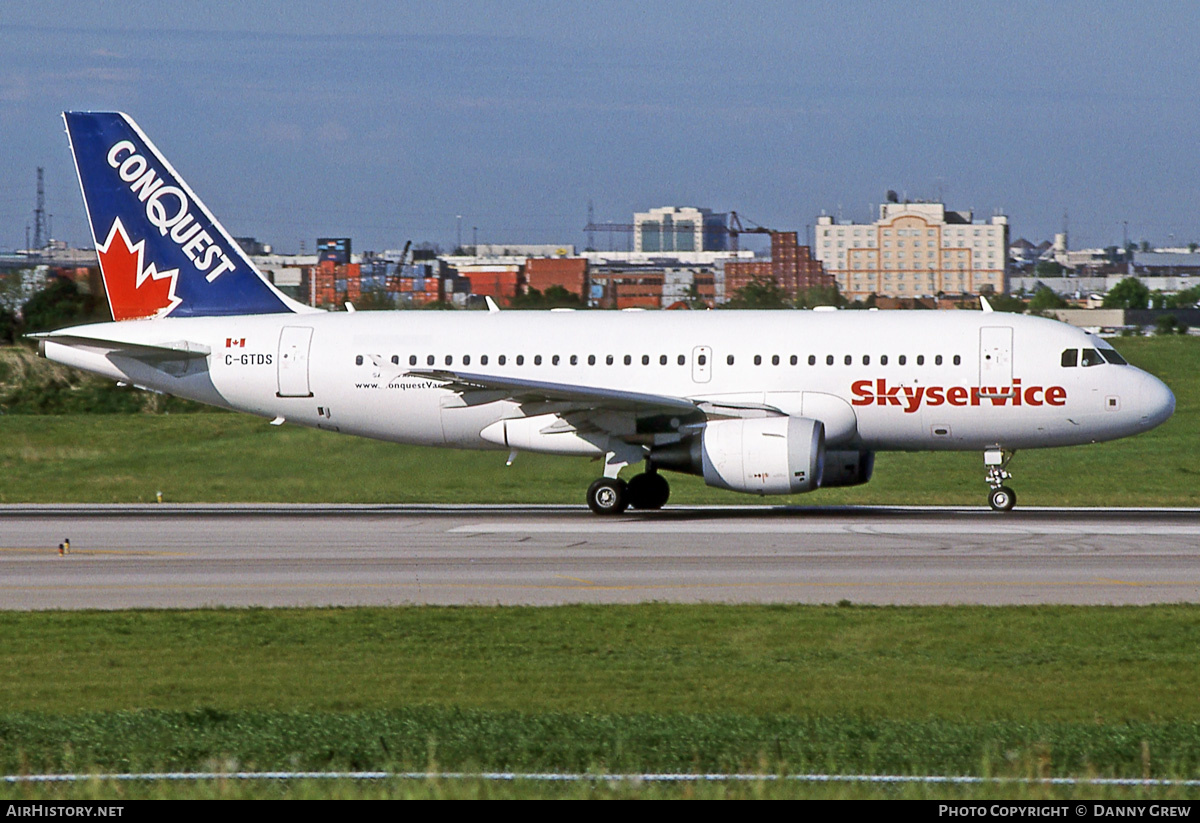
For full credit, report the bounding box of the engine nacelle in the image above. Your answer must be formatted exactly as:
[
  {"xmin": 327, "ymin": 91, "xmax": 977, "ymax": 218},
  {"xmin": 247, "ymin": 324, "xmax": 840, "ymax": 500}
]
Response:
[
  {"xmin": 698, "ymin": 416, "xmax": 825, "ymax": 495},
  {"xmin": 820, "ymin": 450, "xmax": 875, "ymax": 488}
]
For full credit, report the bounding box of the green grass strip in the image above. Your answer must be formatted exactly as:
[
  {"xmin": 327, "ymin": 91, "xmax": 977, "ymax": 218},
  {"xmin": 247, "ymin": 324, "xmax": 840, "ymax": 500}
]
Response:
[
  {"xmin": 2, "ymin": 709, "xmax": 1200, "ymax": 779},
  {"xmin": 5, "ymin": 605, "xmax": 1199, "ymax": 720},
  {"xmin": 4, "ymin": 604, "xmax": 1200, "ymax": 786}
]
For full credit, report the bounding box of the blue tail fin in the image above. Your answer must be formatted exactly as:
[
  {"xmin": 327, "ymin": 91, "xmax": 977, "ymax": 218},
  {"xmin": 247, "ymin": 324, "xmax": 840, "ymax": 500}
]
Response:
[{"xmin": 63, "ymin": 112, "xmax": 302, "ymax": 321}]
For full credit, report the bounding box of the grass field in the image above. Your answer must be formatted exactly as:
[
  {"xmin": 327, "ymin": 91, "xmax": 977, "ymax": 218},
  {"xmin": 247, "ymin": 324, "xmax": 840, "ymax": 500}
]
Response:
[
  {"xmin": 3, "ymin": 605, "xmax": 1200, "ymax": 792},
  {"xmin": 0, "ymin": 335, "xmax": 1196, "ymax": 505},
  {"xmin": 10, "ymin": 776, "xmax": 1199, "ymax": 801}
]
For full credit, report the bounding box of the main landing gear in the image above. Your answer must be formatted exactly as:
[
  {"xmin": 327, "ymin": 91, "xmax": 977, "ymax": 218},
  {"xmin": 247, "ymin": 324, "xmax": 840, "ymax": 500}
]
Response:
[
  {"xmin": 586, "ymin": 466, "xmax": 670, "ymax": 515},
  {"xmin": 984, "ymin": 449, "xmax": 1016, "ymax": 511}
]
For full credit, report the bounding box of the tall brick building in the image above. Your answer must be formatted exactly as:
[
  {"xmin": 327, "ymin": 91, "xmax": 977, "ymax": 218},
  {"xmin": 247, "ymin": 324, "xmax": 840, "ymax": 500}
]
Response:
[{"xmin": 724, "ymin": 232, "xmax": 834, "ymax": 300}]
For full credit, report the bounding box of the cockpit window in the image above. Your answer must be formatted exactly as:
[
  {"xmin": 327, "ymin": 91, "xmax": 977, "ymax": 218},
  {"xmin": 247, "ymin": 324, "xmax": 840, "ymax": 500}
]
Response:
[
  {"xmin": 1081, "ymin": 348, "xmax": 1106, "ymax": 367},
  {"xmin": 1061, "ymin": 349, "xmax": 1078, "ymax": 367},
  {"xmin": 1100, "ymin": 347, "xmax": 1128, "ymax": 365}
]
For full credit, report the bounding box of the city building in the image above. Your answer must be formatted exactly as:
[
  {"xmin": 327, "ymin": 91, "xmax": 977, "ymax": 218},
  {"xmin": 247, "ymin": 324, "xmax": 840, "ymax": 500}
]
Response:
[
  {"xmin": 525, "ymin": 257, "xmax": 588, "ymax": 297},
  {"xmin": 723, "ymin": 231, "xmax": 833, "ymax": 300},
  {"xmin": 634, "ymin": 207, "xmax": 729, "ymax": 253},
  {"xmin": 815, "ymin": 202, "xmax": 1009, "ymax": 299},
  {"xmin": 661, "ymin": 267, "xmax": 719, "ymax": 309}
]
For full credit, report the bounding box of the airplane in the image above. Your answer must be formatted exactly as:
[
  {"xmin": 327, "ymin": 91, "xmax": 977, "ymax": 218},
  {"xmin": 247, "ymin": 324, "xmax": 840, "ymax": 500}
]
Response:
[{"xmin": 35, "ymin": 112, "xmax": 1176, "ymax": 514}]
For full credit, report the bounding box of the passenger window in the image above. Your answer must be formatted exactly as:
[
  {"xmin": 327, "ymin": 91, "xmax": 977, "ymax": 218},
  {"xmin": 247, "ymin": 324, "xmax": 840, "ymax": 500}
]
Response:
[
  {"xmin": 698, "ymin": 354, "xmax": 707, "ymax": 366},
  {"xmin": 808, "ymin": 355, "xmax": 816, "ymax": 366},
  {"xmin": 935, "ymin": 355, "xmax": 943, "ymax": 366},
  {"xmin": 772, "ymin": 355, "xmax": 780, "ymax": 366},
  {"xmin": 1081, "ymin": 348, "xmax": 1105, "ymax": 367},
  {"xmin": 498, "ymin": 355, "xmax": 507, "ymax": 365},
  {"xmin": 588, "ymin": 355, "xmax": 596, "ymax": 366},
  {"xmin": 660, "ymin": 355, "xmax": 668, "ymax": 365},
  {"xmin": 899, "ymin": 355, "xmax": 907, "ymax": 366},
  {"xmin": 624, "ymin": 355, "xmax": 632, "ymax": 365},
  {"xmin": 463, "ymin": 355, "xmax": 471, "ymax": 366},
  {"xmin": 917, "ymin": 355, "xmax": 925, "ymax": 366},
  {"xmin": 881, "ymin": 355, "xmax": 889, "ymax": 366},
  {"xmin": 409, "ymin": 355, "xmax": 417, "ymax": 366},
  {"xmin": 826, "ymin": 355, "xmax": 834, "ymax": 365},
  {"xmin": 677, "ymin": 355, "xmax": 685, "ymax": 365},
  {"xmin": 1061, "ymin": 349, "xmax": 1078, "ymax": 368},
  {"xmin": 642, "ymin": 355, "xmax": 650, "ymax": 366},
  {"xmin": 355, "ymin": 355, "xmax": 363, "ymax": 366},
  {"xmin": 481, "ymin": 355, "xmax": 489, "ymax": 366},
  {"xmin": 606, "ymin": 355, "xmax": 614, "ymax": 365},
  {"xmin": 790, "ymin": 355, "xmax": 798, "ymax": 366},
  {"xmin": 863, "ymin": 355, "xmax": 870, "ymax": 366},
  {"xmin": 844, "ymin": 355, "xmax": 852, "ymax": 366},
  {"xmin": 391, "ymin": 355, "xmax": 399, "ymax": 365},
  {"xmin": 754, "ymin": 355, "xmax": 762, "ymax": 366},
  {"xmin": 953, "ymin": 355, "xmax": 961, "ymax": 366},
  {"xmin": 534, "ymin": 355, "xmax": 542, "ymax": 366},
  {"xmin": 552, "ymin": 355, "xmax": 560, "ymax": 366},
  {"xmin": 727, "ymin": 354, "xmax": 735, "ymax": 366},
  {"xmin": 445, "ymin": 355, "xmax": 453, "ymax": 366},
  {"xmin": 570, "ymin": 355, "xmax": 577, "ymax": 365},
  {"xmin": 426, "ymin": 355, "xmax": 435, "ymax": 366},
  {"xmin": 516, "ymin": 355, "xmax": 525, "ymax": 366}
]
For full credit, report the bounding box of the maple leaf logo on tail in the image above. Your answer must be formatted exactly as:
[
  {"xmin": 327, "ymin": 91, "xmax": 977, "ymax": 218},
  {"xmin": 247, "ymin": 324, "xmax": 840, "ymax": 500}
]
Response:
[{"xmin": 96, "ymin": 218, "xmax": 182, "ymax": 321}]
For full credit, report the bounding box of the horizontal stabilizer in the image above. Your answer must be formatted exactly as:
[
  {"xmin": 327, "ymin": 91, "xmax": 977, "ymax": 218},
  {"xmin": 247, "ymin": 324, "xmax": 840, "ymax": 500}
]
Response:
[{"xmin": 30, "ymin": 330, "xmax": 211, "ymax": 360}]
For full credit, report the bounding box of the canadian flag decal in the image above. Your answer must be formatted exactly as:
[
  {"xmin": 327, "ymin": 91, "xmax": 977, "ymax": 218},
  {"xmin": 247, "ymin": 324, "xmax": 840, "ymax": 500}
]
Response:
[{"xmin": 96, "ymin": 218, "xmax": 182, "ymax": 320}]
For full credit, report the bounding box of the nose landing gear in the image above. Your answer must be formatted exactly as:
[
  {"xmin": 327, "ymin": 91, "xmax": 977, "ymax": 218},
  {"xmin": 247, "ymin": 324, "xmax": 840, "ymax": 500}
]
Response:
[{"xmin": 985, "ymin": 449, "xmax": 1016, "ymax": 511}]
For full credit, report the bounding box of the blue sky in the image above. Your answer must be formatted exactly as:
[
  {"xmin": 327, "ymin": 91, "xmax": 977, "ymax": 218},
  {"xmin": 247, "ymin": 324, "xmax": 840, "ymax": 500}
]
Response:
[{"xmin": 2, "ymin": 1, "xmax": 1199, "ymax": 253}]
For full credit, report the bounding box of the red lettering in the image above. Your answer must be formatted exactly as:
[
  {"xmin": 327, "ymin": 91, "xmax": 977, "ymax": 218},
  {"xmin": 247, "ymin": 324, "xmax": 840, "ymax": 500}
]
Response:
[
  {"xmin": 876, "ymin": 378, "xmax": 902, "ymax": 406},
  {"xmin": 984, "ymin": 388, "xmax": 1012, "ymax": 406},
  {"xmin": 851, "ymin": 379, "xmax": 873, "ymax": 406},
  {"xmin": 847, "ymin": 380, "xmax": 1063, "ymax": 411},
  {"xmin": 903, "ymin": 386, "xmax": 925, "ymax": 414}
]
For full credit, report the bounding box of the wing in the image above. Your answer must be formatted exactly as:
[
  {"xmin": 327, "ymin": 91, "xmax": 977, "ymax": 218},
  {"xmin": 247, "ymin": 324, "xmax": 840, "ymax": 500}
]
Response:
[{"xmin": 406, "ymin": 368, "xmax": 704, "ymax": 417}]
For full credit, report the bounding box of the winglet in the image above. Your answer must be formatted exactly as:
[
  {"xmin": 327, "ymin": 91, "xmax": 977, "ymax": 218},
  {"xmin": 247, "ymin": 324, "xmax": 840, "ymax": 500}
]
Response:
[
  {"xmin": 485, "ymin": 296, "xmax": 500, "ymax": 314},
  {"xmin": 980, "ymin": 295, "xmax": 994, "ymax": 313}
]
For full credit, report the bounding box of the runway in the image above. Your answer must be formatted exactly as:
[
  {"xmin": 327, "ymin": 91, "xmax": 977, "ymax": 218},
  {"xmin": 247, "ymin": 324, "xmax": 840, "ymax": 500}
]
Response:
[{"xmin": 1, "ymin": 505, "xmax": 1198, "ymax": 609}]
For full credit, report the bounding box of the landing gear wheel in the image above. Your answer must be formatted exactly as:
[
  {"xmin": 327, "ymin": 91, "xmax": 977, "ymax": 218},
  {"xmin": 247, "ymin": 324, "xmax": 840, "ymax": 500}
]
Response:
[
  {"xmin": 626, "ymin": 472, "xmax": 670, "ymax": 510},
  {"xmin": 587, "ymin": 478, "xmax": 628, "ymax": 515},
  {"xmin": 989, "ymin": 486, "xmax": 1016, "ymax": 512}
]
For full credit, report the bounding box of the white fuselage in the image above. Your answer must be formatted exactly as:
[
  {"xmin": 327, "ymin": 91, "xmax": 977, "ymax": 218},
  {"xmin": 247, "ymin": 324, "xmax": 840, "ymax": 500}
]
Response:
[{"xmin": 42, "ymin": 309, "xmax": 1174, "ymax": 457}]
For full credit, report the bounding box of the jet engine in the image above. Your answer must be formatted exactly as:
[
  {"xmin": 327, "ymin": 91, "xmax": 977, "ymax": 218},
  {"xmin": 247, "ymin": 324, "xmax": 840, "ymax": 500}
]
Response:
[
  {"xmin": 819, "ymin": 450, "xmax": 875, "ymax": 488},
  {"xmin": 653, "ymin": 416, "xmax": 824, "ymax": 495}
]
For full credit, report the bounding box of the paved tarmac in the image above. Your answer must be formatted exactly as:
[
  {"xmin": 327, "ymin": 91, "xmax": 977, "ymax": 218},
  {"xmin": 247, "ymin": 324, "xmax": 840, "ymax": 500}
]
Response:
[{"xmin": 1, "ymin": 505, "xmax": 1198, "ymax": 609}]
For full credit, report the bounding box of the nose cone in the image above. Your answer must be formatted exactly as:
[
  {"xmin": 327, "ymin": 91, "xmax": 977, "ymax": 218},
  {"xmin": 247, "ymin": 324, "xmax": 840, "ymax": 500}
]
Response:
[{"xmin": 1139, "ymin": 373, "xmax": 1175, "ymax": 431}]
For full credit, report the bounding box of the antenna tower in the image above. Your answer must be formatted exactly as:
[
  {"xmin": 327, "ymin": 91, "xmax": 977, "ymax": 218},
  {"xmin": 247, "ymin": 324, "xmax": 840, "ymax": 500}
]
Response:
[
  {"xmin": 586, "ymin": 200, "xmax": 595, "ymax": 251},
  {"xmin": 33, "ymin": 167, "xmax": 47, "ymax": 250}
]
